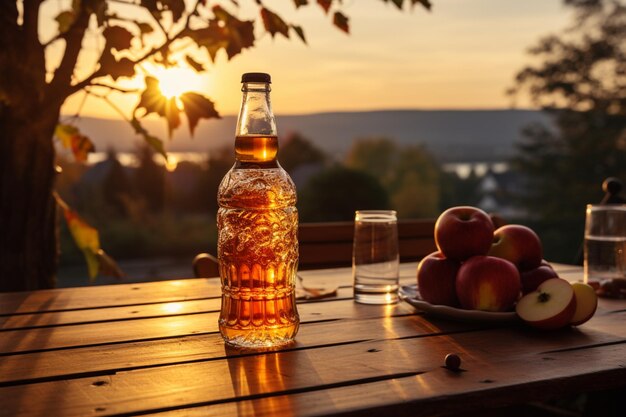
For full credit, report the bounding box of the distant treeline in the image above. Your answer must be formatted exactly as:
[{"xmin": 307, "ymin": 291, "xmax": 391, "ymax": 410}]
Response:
[{"xmin": 56, "ymin": 133, "xmax": 485, "ymax": 265}]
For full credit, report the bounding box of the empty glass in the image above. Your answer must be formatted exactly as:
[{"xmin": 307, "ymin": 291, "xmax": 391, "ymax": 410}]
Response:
[
  {"xmin": 353, "ymin": 210, "xmax": 400, "ymax": 304},
  {"xmin": 584, "ymin": 204, "xmax": 626, "ymax": 283}
]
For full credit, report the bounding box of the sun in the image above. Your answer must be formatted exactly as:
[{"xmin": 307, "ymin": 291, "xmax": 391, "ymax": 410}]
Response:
[{"xmin": 151, "ymin": 66, "xmax": 206, "ymax": 99}]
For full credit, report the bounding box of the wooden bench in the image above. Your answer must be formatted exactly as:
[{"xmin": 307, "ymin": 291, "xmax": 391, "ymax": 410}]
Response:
[
  {"xmin": 298, "ymin": 219, "xmax": 437, "ymax": 270},
  {"xmin": 193, "ymin": 219, "xmax": 438, "ymax": 277}
]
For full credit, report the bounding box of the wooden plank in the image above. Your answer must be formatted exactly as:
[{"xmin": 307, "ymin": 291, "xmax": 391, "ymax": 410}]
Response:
[
  {"xmin": 298, "ymin": 220, "xmax": 437, "ymax": 269},
  {"xmin": 144, "ymin": 343, "xmax": 626, "ymax": 417},
  {"xmin": 0, "ymin": 268, "xmax": 353, "ymax": 317},
  {"xmin": 298, "ymin": 222, "xmax": 354, "ymax": 243},
  {"xmin": 3, "ymin": 280, "xmax": 624, "ymax": 331},
  {"xmin": 0, "ymin": 314, "xmax": 478, "ymax": 386},
  {"xmin": 0, "ymin": 287, "xmax": 356, "ymax": 331},
  {"xmin": 298, "ymin": 219, "xmax": 436, "ymax": 243},
  {"xmin": 7, "ymin": 263, "xmax": 619, "ymax": 333},
  {"xmin": 0, "ymin": 299, "xmax": 418, "ymax": 354},
  {"xmin": 0, "ymin": 262, "xmax": 579, "ymax": 316},
  {"xmin": 0, "ymin": 298, "xmax": 220, "ymax": 331},
  {"xmin": 0, "ymin": 279, "xmax": 222, "ymax": 316},
  {"xmin": 1, "ymin": 321, "xmax": 625, "ymax": 417},
  {"xmin": 2, "ymin": 310, "xmax": 625, "ymax": 387}
]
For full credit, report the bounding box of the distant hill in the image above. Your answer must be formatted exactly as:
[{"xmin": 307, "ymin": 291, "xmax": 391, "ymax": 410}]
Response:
[{"xmin": 74, "ymin": 109, "xmax": 550, "ymax": 163}]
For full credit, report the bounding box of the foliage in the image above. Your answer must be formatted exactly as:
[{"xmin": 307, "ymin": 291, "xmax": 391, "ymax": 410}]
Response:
[
  {"xmin": 195, "ymin": 147, "xmax": 235, "ymax": 216},
  {"xmin": 134, "ymin": 145, "xmax": 167, "ymax": 212},
  {"xmin": 57, "ymin": 194, "xmax": 124, "ymax": 280},
  {"xmin": 11, "ymin": 0, "xmax": 430, "ymax": 160},
  {"xmin": 439, "ymin": 170, "xmax": 482, "ymax": 210},
  {"xmin": 345, "ymin": 138, "xmax": 441, "ymax": 218},
  {"xmin": 59, "ymin": 213, "xmax": 218, "ymax": 267},
  {"xmin": 55, "ymin": 124, "xmax": 95, "ymax": 163},
  {"xmin": 509, "ymin": 0, "xmax": 626, "ymax": 262},
  {"xmin": 298, "ymin": 165, "xmax": 389, "ymax": 221},
  {"xmin": 279, "ymin": 132, "xmax": 327, "ymax": 173},
  {"xmin": 1, "ymin": 0, "xmax": 431, "ymax": 287}
]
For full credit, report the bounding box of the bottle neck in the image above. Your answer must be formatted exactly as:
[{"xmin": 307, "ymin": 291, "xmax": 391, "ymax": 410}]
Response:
[
  {"xmin": 235, "ymin": 82, "xmax": 278, "ymax": 164},
  {"xmin": 236, "ymin": 82, "xmax": 277, "ymax": 137}
]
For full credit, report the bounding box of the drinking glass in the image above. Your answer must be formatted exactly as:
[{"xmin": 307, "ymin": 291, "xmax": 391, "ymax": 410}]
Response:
[
  {"xmin": 353, "ymin": 210, "xmax": 400, "ymax": 304},
  {"xmin": 584, "ymin": 204, "xmax": 626, "ymax": 283}
]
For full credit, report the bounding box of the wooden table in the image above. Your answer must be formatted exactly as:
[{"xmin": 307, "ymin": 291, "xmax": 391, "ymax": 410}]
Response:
[{"xmin": 1, "ymin": 263, "xmax": 625, "ymax": 416}]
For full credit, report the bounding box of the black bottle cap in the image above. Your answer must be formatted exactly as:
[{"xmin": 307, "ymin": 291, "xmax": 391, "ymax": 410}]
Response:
[{"xmin": 241, "ymin": 72, "xmax": 271, "ymax": 84}]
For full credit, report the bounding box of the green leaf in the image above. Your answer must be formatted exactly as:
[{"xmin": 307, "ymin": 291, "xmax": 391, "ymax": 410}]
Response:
[
  {"xmin": 96, "ymin": 249, "xmax": 125, "ymax": 279},
  {"xmin": 143, "ymin": 133, "xmax": 168, "ymax": 159},
  {"xmin": 180, "ymin": 92, "xmax": 221, "ymax": 136},
  {"xmin": 55, "ymin": 124, "xmax": 95, "ymax": 163},
  {"xmin": 165, "ymin": 97, "xmax": 181, "ymax": 136},
  {"xmin": 333, "ymin": 11, "xmax": 349, "ymax": 34},
  {"xmin": 184, "ymin": 26, "xmax": 226, "ymax": 62},
  {"xmin": 130, "ymin": 118, "xmax": 168, "ymax": 160},
  {"xmin": 185, "ymin": 6, "xmax": 255, "ymax": 61},
  {"xmin": 161, "ymin": 0, "xmax": 186, "ymax": 22},
  {"xmin": 136, "ymin": 22, "xmax": 154, "ymax": 47},
  {"xmin": 291, "ymin": 25, "xmax": 307, "ymax": 44},
  {"xmin": 185, "ymin": 55, "xmax": 206, "ymax": 72},
  {"xmin": 260, "ymin": 7, "xmax": 290, "ymax": 39},
  {"xmin": 63, "ymin": 206, "xmax": 101, "ymax": 280},
  {"xmin": 134, "ymin": 77, "xmax": 180, "ymax": 137},
  {"xmin": 317, "ymin": 0, "xmax": 332, "ymax": 14},
  {"xmin": 141, "ymin": 0, "xmax": 162, "ymax": 20},
  {"xmin": 135, "ymin": 76, "xmax": 166, "ymax": 117},
  {"xmin": 55, "ymin": 11, "xmax": 76, "ymax": 34},
  {"xmin": 100, "ymin": 53, "xmax": 136, "ymax": 80},
  {"xmin": 412, "ymin": 0, "xmax": 432, "ymax": 10},
  {"xmin": 103, "ymin": 25, "xmax": 133, "ymax": 50},
  {"xmin": 136, "ymin": 22, "xmax": 155, "ymax": 35},
  {"xmin": 212, "ymin": 5, "xmax": 232, "ymax": 22},
  {"xmin": 85, "ymin": 0, "xmax": 108, "ymax": 27}
]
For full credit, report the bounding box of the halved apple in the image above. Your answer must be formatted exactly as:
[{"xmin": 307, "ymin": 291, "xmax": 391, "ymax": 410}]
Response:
[
  {"xmin": 570, "ymin": 282, "xmax": 598, "ymax": 326},
  {"xmin": 515, "ymin": 278, "xmax": 576, "ymax": 330}
]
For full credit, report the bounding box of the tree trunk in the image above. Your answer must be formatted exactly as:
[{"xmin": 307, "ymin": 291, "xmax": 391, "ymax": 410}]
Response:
[
  {"xmin": 0, "ymin": 0, "xmax": 65, "ymax": 292},
  {"xmin": 0, "ymin": 106, "xmax": 60, "ymax": 291}
]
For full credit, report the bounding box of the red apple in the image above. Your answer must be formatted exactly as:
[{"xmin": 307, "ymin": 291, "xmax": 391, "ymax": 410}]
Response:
[
  {"xmin": 570, "ymin": 282, "xmax": 598, "ymax": 326},
  {"xmin": 516, "ymin": 278, "xmax": 576, "ymax": 330},
  {"xmin": 520, "ymin": 265, "xmax": 559, "ymax": 294},
  {"xmin": 456, "ymin": 256, "xmax": 521, "ymax": 312},
  {"xmin": 417, "ymin": 251, "xmax": 460, "ymax": 306},
  {"xmin": 488, "ymin": 224, "xmax": 543, "ymax": 271},
  {"xmin": 434, "ymin": 206, "xmax": 495, "ymax": 261}
]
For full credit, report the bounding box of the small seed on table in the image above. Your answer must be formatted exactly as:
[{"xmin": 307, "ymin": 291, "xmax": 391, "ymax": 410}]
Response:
[{"xmin": 444, "ymin": 353, "xmax": 461, "ymax": 371}]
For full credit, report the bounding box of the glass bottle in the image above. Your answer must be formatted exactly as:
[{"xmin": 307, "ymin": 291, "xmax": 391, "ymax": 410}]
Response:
[{"xmin": 217, "ymin": 72, "xmax": 300, "ymax": 348}]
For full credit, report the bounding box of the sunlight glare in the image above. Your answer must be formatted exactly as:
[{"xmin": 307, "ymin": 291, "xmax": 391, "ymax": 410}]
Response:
[
  {"xmin": 165, "ymin": 155, "xmax": 178, "ymax": 172},
  {"xmin": 152, "ymin": 66, "xmax": 206, "ymax": 99},
  {"xmin": 162, "ymin": 302, "xmax": 183, "ymax": 314}
]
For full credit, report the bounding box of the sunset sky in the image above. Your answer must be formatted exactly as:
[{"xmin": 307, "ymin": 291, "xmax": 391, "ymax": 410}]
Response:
[{"xmin": 42, "ymin": 0, "xmax": 573, "ymax": 119}]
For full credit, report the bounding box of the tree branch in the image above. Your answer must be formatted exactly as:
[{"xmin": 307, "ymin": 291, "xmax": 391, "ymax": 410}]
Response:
[
  {"xmin": 0, "ymin": 2, "xmax": 19, "ymax": 55},
  {"xmin": 46, "ymin": 6, "xmax": 92, "ymax": 107},
  {"xmin": 43, "ymin": 34, "xmax": 63, "ymax": 49},
  {"xmin": 84, "ymin": 89, "xmax": 132, "ymax": 121},
  {"xmin": 108, "ymin": 0, "xmax": 142, "ymax": 6},
  {"xmin": 151, "ymin": 10, "xmax": 170, "ymax": 40},
  {"xmin": 23, "ymin": 0, "xmax": 42, "ymax": 48},
  {"xmin": 67, "ymin": 0, "xmax": 202, "ymax": 97},
  {"xmin": 132, "ymin": 0, "xmax": 202, "ymax": 65},
  {"xmin": 89, "ymin": 83, "xmax": 140, "ymax": 94}
]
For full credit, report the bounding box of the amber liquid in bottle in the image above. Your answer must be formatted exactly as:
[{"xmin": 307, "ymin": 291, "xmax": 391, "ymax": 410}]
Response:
[{"xmin": 217, "ymin": 132, "xmax": 300, "ymax": 347}]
